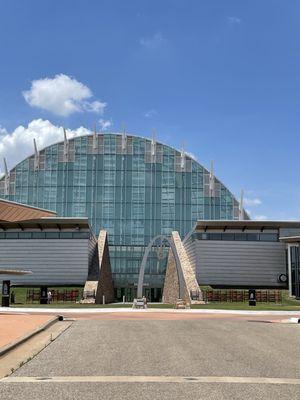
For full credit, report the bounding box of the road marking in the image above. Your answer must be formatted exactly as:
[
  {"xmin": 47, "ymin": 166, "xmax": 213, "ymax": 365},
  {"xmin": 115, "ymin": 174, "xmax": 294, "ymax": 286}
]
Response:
[{"xmin": 2, "ymin": 376, "xmax": 300, "ymax": 385}]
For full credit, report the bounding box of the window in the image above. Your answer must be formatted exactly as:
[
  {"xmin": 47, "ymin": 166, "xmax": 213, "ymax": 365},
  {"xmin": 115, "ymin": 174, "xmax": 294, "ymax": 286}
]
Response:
[
  {"xmin": 260, "ymin": 233, "xmax": 278, "ymax": 242},
  {"xmin": 45, "ymin": 232, "xmax": 60, "ymax": 239},
  {"xmin": 18, "ymin": 232, "xmax": 32, "ymax": 239},
  {"xmin": 32, "ymin": 232, "xmax": 46, "ymax": 239},
  {"xmin": 6, "ymin": 232, "xmax": 18, "ymax": 239},
  {"xmin": 246, "ymin": 233, "xmax": 260, "ymax": 241}
]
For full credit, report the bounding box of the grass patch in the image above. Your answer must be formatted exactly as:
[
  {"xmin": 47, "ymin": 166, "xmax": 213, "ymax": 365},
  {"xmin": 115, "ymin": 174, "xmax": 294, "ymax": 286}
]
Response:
[{"xmin": 8, "ymin": 287, "xmax": 300, "ymax": 311}]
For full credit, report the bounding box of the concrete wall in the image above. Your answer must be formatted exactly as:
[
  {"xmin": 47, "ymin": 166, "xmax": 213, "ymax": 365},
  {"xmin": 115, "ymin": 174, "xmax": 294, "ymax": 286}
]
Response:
[
  {"xmin": 0, "ymin": 239, "xmax": 90, "ymax": 285},
  {"xmin": 192, "ymin": 240, "xmax": 287, "ymax": 287}
]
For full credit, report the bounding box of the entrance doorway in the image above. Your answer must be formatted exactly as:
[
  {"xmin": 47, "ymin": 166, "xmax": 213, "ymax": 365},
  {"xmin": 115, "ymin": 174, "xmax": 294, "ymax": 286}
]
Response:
[{"xmin": 115, "ymin": 287, "xmax": 162, "ymax": 302}]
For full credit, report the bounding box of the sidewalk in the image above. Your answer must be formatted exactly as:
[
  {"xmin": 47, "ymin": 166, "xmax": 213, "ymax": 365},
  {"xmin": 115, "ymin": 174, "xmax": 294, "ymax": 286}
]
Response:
[
  {"xmin": 1, "ymin": 306, "xmax": 300, "ymax": 316},
  {"xmin": 0, "ymin": 314, "xmax": 56, "ymax": 354}
]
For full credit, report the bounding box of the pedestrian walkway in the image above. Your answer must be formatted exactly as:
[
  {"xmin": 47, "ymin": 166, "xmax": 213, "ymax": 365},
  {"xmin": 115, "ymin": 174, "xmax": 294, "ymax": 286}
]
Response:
[
  {"xmin": 0, "ymin": 314, "xmax": 55, "ymax": 352},
  {"xmin": 1, "ymin": 306, "xmax": 300, "ymax": 316}
]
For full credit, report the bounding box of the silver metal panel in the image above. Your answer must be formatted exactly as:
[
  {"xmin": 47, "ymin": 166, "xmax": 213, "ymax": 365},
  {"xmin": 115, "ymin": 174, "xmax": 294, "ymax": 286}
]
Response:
[
  {"xmin": 193, "ymin": 240, "xmax": 286, "ymax": 287},
  {"xmin": 0, "ymin": 239, "xmax": 90, "ymax": 285}
]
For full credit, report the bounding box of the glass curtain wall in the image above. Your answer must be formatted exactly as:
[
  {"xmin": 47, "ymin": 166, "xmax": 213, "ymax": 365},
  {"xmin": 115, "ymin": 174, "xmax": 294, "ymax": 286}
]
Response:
[{"xmin": 0, "ymin": 134, "xmax": 242, "ymax": 299}]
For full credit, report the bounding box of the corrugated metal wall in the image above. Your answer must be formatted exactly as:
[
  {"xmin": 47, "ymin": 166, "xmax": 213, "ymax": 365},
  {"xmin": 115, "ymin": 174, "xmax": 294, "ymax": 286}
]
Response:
[
  {"xmin": 193, "ymin": 240, "xmax": 287, "ymax": 287},
  {"xmin": 0, "ymin": 239, "xmax": 90, "ymax": 285}
]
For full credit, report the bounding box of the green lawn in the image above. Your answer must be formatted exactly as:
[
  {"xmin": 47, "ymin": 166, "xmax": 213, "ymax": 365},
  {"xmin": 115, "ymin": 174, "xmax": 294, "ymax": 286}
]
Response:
[
  {"xmin": 11, "ymin": 286, "xmax": 83, "ymax": 305},
  {"xmin": 8, "ymin": 287, "xmax": 300, "ymax": 311}
]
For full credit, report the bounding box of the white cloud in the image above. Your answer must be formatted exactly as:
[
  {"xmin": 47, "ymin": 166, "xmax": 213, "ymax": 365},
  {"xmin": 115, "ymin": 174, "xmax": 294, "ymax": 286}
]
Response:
[
  {"xmin": 0, "ymin": 119, "xmax": 91, "ymax": 174},
  {"xmin": 23, "ymin": 74, "xmax": 106, "ymax": 117},
  {"xmin": 253, "ymin": 215, "xmax": 268, "ymax": 221},
  {"xmin": 139, "ymin": 33, "xmax": 167, "ymax": 49},
  {"xmin": 99, "ymin": 118, "xmax": 112, "ymax": 131},
  {"xmin": 244, "ymin": 197, "xmax": 262, "ymax": 206},
  {"xmin": 0, "ymin": 126, "xmax": 8, "ymax": 135},
  {"xmin": 144, "ymin": 109, "xmax": 157, "ymax": 118},
  {"xmin": 227, "ymin": 16, "xmax": 242, "ymax": 25}
]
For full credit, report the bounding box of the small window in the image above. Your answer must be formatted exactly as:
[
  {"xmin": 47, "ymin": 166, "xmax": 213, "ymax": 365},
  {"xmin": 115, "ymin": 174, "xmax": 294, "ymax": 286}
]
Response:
[
  {"xmin": 60, "ymin": 232, "xmax": 73, "ymax": 239},
  {"xmin": 209, "ymin": 233, "xmax": 222, "ymax": 241},
  {"xmin": 72, "ymin": 231, "xmax": 90, "ymax": 239},
  {"xmin": 222, "ymin": 233, "xmax": 235, "ymax": 241},
  {"xmin": 247, "ymin": 233, "xmax": 260, "ymax": 241},
  {"xmin": 45, "ymin": 232, "xmax": 60, "ymax": 239},
  {"xmin": 260, "ymin": 233, "xmax": 278, "ymax": 242},
  {"xmin": 18, "ymin": 232, "xmax": 32, "ymax": 239},
  {"xmin": 6, "ymin": 232, "xmax": 18, "ymax": 239},
  {"xmin": 235, "ymin": 233, "xmax": 247, "ymax": 241},
  {"xmin": 32, "ymin": 232, "xmax": 46, "ymax": 239}
]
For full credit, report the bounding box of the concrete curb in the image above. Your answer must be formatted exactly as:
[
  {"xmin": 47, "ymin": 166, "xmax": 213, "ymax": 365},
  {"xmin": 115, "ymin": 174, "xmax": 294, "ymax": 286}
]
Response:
[
  {"xmin": 1, "ymin": 306, "xmax": 300, "ymax": 316},
  {"xmin": 0, "ymin": 316, "xmax": 59, "ymax": 357}
]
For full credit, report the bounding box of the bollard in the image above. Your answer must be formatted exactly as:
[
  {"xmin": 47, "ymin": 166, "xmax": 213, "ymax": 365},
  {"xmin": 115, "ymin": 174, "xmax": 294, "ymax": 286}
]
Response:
[
  {"xmin": 123, "ymin": 295, "xmax": 125, "ymax": 304},
  {"xmin": 103, "ymin": 295, "xmax": 105, "ymax": 305}
]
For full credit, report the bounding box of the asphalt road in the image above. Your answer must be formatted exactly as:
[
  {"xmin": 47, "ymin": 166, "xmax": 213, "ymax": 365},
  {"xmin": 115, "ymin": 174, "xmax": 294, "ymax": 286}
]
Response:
[{"xmin": 1, "ymin": 317, "xmax": 300, "ymax": 399}]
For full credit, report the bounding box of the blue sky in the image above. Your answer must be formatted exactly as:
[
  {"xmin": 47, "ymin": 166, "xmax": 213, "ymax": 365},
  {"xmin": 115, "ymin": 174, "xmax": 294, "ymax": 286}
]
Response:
[{"xmin": 0, "ymin": 0, "xmax": 299, "ymax": 220}]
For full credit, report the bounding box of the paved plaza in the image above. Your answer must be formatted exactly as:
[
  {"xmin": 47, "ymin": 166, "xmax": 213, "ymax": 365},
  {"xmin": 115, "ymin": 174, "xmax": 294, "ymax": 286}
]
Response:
[
  {"xmin": 0, "ymin": 314, "xmax": 54, "ymax": 350},
  {"xmin": 0, "ymin": 312, "xmax": 300, "ymax": 399}
]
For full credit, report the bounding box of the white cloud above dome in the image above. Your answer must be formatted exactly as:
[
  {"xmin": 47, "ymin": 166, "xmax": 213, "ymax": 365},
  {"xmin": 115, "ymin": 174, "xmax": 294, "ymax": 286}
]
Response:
[
  {"xmin": 23, "ymin": 74, "xmax": 106, "ymax": 117},
  {"xmin": 0, "ymin": 119, "xmax": 91, "ymax": 174}
]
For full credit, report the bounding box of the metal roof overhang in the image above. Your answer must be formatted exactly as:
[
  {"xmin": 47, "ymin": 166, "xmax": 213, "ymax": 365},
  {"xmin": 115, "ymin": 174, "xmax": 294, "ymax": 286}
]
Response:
[
  {"xmin": 194, "ymin": 220, "xmax": 300, "ymax": 231},
  {"xmin": 0, "ymin": 217, "xmax": 91, "ymax": 231},
  {"xmin": 279, "ymin": 236, "xmax": 300, "ymax": 243},
  {"xmin": 0, "ymin": 269, "xmax": 32, "ymax": 275}
]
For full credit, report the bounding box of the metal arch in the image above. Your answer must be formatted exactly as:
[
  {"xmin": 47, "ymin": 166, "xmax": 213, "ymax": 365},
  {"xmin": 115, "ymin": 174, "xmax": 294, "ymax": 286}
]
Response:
[{"xmin": 137, "ymin": 234, "xmax": 185, "ymax": 299}]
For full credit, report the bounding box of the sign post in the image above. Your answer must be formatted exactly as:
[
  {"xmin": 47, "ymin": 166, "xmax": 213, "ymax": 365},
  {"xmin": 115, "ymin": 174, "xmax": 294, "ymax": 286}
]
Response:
[
  {"xmin": 249, "ymin": 289, "xmax": 256, "ymax": 306},
  {"xmin": 2, "ymin": 280, "xmax": 10, "ymax": 307}
]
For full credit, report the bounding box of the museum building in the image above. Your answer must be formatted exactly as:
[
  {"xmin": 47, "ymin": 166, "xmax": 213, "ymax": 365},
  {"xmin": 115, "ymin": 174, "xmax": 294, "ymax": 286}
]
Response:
[{"xmin": 0, "ymin": 132, "xmax": 299, "ymax": 300}]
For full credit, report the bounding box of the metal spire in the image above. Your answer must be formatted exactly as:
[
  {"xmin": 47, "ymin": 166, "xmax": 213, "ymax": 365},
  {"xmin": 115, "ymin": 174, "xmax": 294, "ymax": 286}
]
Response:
[
  {"xmin": 180, "ymin": 142, "xmax": 186, "ymax": 170},
  {"xmin": 121, "ymin": 124, "xmax": 127, "ymax": 152},
  {"xmin": 93, "ymin": 123, "xmax": 98, "ymax": 149},
  {"xmin": 3, "ymin": 158, "xmax": 9, "ymax": 195},
  {"xmin": 209, "ymin": 160, "xmax": 215, "ymax": 196},
  {"xmin": 239, "ymin": 189, "xmax": 244, "ymax": 220},
  {"xmin": 33, "ymin": 139, "xmax": 39, "ymax": 170},
  {"xmin": 3, "ymin": 157, "xmax": 8, "ymax": 177},
  {"xmin": 63, "ymin": 127, "xmax": 68, "ymax": 161},
  {"xmin": 151, "ymin": 129, "xmax": 156, "ymax": 158}
]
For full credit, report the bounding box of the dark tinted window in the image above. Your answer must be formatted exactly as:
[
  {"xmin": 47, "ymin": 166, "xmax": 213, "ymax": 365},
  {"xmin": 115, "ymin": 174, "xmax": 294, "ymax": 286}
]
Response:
[
  {"xmin": 260, "ymin": 233, "xmax": 278, "ymax": 242},
  {"xmin": 247, "ymin": 233, "xmax": 260, "ymax": 241}
]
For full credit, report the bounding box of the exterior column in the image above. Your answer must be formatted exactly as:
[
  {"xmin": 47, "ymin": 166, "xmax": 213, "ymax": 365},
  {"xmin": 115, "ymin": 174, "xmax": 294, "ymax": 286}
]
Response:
[{"xmin": 287, "ymin": 244, "xmax": 293, "ymax": 297}]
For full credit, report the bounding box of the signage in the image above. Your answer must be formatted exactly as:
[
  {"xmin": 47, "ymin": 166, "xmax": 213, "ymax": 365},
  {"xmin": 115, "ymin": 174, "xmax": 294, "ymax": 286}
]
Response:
[
  {"xmin": 2, "ymin": 280, "xmax": 10, "ymax": 307},
  {"xmin": 40, "ymin": 286, "xmax": 48, "ymax": 305},
  {"xmin": 249, "ymin": 289, "xmax": 256, "ymax": 306}
]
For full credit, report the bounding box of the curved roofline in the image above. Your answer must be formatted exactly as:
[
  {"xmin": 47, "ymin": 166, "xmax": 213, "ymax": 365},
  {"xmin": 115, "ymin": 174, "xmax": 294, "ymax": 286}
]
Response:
[{"xmin": 1, "ymin": 131, "xmax": 248, "ymax": 218}]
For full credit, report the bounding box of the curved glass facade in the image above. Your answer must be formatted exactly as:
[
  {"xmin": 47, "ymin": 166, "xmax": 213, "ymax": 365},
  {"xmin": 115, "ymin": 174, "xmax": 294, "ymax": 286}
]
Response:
[{"xmin": 0, "ymin": 133, "xmax": 243, "ymax": 299}]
